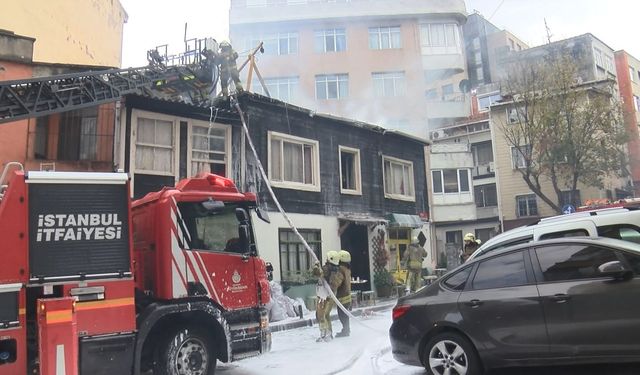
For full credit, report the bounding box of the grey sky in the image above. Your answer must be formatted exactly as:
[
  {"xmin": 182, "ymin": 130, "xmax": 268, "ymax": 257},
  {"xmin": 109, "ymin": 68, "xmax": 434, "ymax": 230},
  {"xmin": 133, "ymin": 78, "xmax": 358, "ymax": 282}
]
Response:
[{"xmin": 120, "ymin": 0, "xmax": 639, "ymax": 68}]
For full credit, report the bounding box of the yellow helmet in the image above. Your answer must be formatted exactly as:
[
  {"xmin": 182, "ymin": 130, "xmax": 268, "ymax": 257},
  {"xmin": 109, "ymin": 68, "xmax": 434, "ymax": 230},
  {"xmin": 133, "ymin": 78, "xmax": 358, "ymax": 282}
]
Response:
[
  {"xmin": 464, "ymin": 233, "xmax": 476, "ymax": 242},
  {"xmin": 339, "ymin": 250, "xmax": 351, "ymax": 263},
  {"xmin": 327, "ymin": 250, "xmax": 340, "ymax": 265}
]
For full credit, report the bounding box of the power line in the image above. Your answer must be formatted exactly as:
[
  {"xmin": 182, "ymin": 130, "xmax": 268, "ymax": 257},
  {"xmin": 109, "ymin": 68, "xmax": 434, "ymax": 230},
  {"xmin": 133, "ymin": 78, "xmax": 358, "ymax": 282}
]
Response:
[{"xmin": 488, "ymin": 0, "xmax": 506, "ymax": 20}]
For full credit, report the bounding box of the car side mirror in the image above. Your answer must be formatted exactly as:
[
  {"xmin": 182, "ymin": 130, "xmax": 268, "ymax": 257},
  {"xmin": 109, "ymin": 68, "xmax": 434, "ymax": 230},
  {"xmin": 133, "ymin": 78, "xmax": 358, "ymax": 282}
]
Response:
[{"xmin": 598, "ymin": 261, "xmax": 633, "ymax": 281}]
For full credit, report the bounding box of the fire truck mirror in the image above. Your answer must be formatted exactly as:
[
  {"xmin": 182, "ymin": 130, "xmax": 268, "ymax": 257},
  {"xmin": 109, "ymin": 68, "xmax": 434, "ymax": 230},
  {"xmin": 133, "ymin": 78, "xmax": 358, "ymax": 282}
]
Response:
[
  {"xmin": 256, "ymin": 207, "xmax": 271, "ymax": 224},
  {"xmin": 235, "ymin": 207, "xmax": 249, "ymax": 223}
]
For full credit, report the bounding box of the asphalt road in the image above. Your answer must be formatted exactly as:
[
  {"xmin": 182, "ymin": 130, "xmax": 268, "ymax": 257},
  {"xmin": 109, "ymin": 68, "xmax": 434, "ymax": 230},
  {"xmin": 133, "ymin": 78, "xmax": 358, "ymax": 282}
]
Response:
[{"xmin": 489, "ymin": 363, "xmax": 640, "ymax": 375}]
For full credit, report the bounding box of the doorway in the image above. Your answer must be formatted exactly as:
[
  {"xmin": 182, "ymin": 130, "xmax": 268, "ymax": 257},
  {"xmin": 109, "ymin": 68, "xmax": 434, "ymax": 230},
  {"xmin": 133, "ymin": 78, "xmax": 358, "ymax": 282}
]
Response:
[{"xmin": 340, "ymin": 222, "xmax": 371, "ymax": 291}]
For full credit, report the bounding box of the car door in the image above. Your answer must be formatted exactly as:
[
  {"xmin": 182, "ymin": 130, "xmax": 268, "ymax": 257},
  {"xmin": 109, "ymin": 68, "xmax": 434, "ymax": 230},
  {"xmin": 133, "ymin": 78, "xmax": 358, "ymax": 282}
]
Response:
[
  {"xmin": 533, "ymin": 243, "xmax": 640, "ymax": 358},
  {"xmin": 458, "ymin": 249, "xmax": 549, "ymax": 361}
]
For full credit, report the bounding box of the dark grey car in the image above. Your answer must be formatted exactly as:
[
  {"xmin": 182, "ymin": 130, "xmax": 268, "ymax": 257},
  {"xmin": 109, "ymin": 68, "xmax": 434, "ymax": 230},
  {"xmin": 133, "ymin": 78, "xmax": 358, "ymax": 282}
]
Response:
[{"xmin": 389, "ymin": 237, "xmax": 640, "ymax": 375}]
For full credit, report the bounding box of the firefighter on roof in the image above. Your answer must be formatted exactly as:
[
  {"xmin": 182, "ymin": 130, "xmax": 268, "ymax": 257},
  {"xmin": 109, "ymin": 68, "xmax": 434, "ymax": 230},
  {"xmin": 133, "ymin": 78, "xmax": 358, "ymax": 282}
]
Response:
[
  {"xmin": 335, "ymin": 250, "xmax": 352, "ymax": 338},
  {"xmin": 312, "ymin": 250, "xmax": 343, "ymax": 342},
  {"xmin": 217, "ymin": 41, "xmax": 243, "ymax": 98},
  {"xmin": 402, "ymin": 236, "xmax": 427, "ymax": 293}
]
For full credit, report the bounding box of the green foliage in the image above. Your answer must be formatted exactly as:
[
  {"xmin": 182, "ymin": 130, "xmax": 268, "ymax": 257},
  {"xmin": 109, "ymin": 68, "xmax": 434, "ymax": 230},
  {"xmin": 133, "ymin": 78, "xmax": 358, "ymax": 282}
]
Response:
[{"xmin": 373, "ymin": 268, "xmax": 395, "ymax": 288}]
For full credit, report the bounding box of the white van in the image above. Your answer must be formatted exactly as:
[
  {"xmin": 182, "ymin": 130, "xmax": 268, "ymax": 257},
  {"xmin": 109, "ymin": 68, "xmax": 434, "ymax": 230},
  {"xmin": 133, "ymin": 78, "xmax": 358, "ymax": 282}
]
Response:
[{"xmin": 468, "ymin": 207, "xmax": 640, "ymax": 260}]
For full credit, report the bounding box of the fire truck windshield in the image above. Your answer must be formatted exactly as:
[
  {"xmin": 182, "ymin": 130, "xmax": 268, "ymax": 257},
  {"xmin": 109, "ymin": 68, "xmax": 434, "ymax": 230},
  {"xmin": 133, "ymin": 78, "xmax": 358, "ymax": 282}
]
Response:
[{"xmin": 177, "ymin": 202, "xmax": 244, "ymax": 253}]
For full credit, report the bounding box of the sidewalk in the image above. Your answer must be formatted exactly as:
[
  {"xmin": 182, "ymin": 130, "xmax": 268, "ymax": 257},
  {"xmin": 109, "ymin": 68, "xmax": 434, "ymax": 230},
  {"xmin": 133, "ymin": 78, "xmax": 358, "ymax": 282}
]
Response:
[{"xmin": 269, "ymin": 297, "xmax": 397, "ymax": 333}]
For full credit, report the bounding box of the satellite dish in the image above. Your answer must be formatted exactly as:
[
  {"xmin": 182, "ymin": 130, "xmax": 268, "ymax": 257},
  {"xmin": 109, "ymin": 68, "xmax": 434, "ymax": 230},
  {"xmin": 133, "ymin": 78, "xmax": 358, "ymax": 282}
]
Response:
[{"xmin": 459, "ymin": 79, "xmax": 471, "ymax": 93}]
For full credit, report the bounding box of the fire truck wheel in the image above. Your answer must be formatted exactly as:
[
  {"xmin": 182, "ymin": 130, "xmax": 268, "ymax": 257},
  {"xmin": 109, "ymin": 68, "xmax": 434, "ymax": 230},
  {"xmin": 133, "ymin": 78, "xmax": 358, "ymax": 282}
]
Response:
[{"xmin": 155, "ymin": 326, "xmax": 217, "ymax": 375}]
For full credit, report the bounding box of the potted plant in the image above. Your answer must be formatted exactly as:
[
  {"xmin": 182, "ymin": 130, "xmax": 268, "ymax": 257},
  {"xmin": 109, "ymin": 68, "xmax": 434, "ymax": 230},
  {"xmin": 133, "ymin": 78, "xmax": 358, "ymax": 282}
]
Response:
[{"xmin": 373, "ymin": 268, "xmax": 395, "ymax": 298}]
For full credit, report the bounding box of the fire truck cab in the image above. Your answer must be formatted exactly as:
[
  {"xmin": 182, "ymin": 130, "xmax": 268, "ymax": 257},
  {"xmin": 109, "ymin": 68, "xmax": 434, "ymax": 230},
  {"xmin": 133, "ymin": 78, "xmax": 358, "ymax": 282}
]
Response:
[{"xmin": 0, "ymin": 164, "xmax": 270, "ymax": 375}]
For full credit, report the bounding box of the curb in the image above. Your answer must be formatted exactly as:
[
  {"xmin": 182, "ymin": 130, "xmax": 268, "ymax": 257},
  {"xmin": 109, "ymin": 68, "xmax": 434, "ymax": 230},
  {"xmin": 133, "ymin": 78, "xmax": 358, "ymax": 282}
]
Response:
[{"xmin": 269, "ymin": 300, "xmax": 396, "ymax": 333}]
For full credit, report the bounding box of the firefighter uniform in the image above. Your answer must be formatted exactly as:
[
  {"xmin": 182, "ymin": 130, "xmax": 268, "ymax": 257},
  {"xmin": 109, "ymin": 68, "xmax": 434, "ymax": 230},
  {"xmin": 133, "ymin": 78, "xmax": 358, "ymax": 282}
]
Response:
[
  {"xmin": 402, "ymin": 239, "xmax": 427, "ymax": 293},
  {"xmin": 335, "ymin": 250, "xmax": 352, "ymax": 338},
  {"xmin": 313, "ymin": 251, "xmax": 344, "ymax": 342},
  {"xmin": 217, "ymin": 41, "xmax": 243, "ymax": 97},
  {"xmin": 461, "ymin": 233, "xmax": 481, "ymax": 263}
]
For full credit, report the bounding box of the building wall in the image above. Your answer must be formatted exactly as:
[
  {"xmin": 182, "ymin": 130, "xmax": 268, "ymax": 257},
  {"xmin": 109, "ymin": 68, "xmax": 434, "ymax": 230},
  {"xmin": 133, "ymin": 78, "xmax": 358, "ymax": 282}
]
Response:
[
  {"xmin": 229, "ymin": 0, "xmax": 468, "ymax": 139},
  {"xmin": 0, "ymin": 59, "xmax": 33, "ymax": 168},
  {"xmin": 0, "ymin": 0, "xmax": 127, "ymax": 67},
  {"xmin": 615, "ymin": 50, "xmax": 640, "ymax": 193}
]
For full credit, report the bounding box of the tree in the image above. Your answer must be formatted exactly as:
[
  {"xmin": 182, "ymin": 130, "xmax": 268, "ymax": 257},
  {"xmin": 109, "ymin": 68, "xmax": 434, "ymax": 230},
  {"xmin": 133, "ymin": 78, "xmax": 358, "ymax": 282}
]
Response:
[{"xmin": 498, "ymin": 47, "xmax": 628, "ymax": 214}]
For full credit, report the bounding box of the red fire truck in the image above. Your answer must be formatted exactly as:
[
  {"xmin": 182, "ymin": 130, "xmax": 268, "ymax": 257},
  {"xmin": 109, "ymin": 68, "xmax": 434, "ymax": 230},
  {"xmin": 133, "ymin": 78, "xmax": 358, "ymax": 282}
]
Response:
[{"xmin": 0, "ymin": 164, "xmax": 271, "ymax": 375}]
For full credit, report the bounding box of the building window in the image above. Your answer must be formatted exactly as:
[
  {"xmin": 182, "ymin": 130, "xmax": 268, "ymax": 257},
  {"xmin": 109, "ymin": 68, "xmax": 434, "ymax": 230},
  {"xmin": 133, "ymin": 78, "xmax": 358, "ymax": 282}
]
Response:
[
  {"xmin": 634, "ymin": 95, "xmax": 640, "ymax": 112},
  {"xmin": 190, "ymin": 124, "xmax": 231, "ymax": 177},
  {"xmin": 372, "ymin": 71, "xmax": 405, "ymax": 97},
  {"xmin": 268, "ymin": 131, "xmax": 320, "ymax": 191},
  {"xmin": 383, "ymin": 156, "xmax": 415, "ymax": 201},
  {"xmin": 314, "ymin": 28, "xmax": 346, "ymax": 52},
  {"xmin": 254, "ymin": 76, "xmax": 299, "ymax": 102},
  {"xmin": 441, "ymin": 84, "xmax": 454, "ymax": 100},
  {"xmin": 471, "ymin": 37, "xmax": 480, "ymax": 49},
  {"xmin": 339, "ymin": 146, "xmax": 361, "ymax": 194},
  {"xmin": 247, "ymin": 32, "xmax": 298, "ymax": 55},
  {"xmin": 560, "ymin": 190, "xmax": 581, "ymax": 207},
  {"xmin": 446, "ymin": 230, "xmax": 462, "ymax": 245},
  {"xmin": 279, "ymin": 229, "xmax": 321, "ymax": 283},
  {"xmin": 368, "ymin": 26, "xmax": 401, "ymax": 49},
  {"xmin": 471, "ymin": 141, "xmax": 493, "ymax": 167},
  {"xmin": 629, "ymin": 66, "xmax": 635, "ymax": 82},
  {"xmin": 473, "ymin": 51, "xmax": 482, "ymax": 64},
  {"xmin": 509, "ymin": 38, "xmax": 515, "ymax": 50},
  {"xmin": 419, "ymin": 23, "xmax": 461, "ymax": 55},
  {"xmin": 425, "ymin": 89, "xmax": 438, "ymax": 100},
  {"xmin": 135, "ymin": 116, "xmax": 175, "ymax": 175},
  {"xmin": 476, "ymin": 66, "xmax": 484, "ymax": 81},
  {"xmin": 511, "ymin": 145, "xmax": 531, "ymax": 169},
  {"xmin": 516, "ymin": 194, "xmax": 538, "ymax": 217},
  {"xmin": 475, "ymin": 228, "xmax": 494, "ymax": 244},
  {"xmin": 432, "ymin": 169, "xmax": 470, "ymax": 194},
  {"xmin": 475, "ymin": 184, "xmax": 497, "ymax": 208},
  {"xmin": 477, "ymin": 92, "xmax": 501, "ymax": 112},
  {"xmin": 246, "ymin": 0, "xmax": 267, "ymax": 7},
  {"xmin": 315, "ymin": 74, "xmax": 348, "ymax": 99}
]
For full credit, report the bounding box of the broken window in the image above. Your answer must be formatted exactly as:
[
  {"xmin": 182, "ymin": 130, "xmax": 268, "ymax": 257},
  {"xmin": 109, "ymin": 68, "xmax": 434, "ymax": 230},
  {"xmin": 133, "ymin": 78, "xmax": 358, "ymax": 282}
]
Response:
[
  {"xmin": 314, "ymin": 28, "xmax": 346, "ymax": 53},
  {"xmin": 372, "ymin": 71, "xmax": 405, "ymax": 97},
  {"xmin": 383, "ymin": 156, "xmax": 414, "ymax": 200},
  {"xmin": 368, "ymin": 26, "xmax": 401, "ymax": 49},
  {"xmin": 315, "ymin": 74, "xmax": 348, "ymax": 99},
  {"xmin": 190, "ymin": 124, "xmax": 230, "ymax": 177},
  {"xmin": 339, "ymin": 146, "xmax": 361, "ymax": 194}
]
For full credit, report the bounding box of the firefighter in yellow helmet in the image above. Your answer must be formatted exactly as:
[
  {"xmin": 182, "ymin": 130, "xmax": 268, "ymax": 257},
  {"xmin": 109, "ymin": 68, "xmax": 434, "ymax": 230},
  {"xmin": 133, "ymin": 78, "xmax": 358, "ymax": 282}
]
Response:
[
  {"xmin": 217, "ymin": 41, "xmax": 243, "ymax": 98},
  {"xmin": 461, "ymin": 233, "xmax": 481, "ymax": 263},
  {"xmin": 335, "ymin": 250, "xmax": 352, "ymax": 338},
  {"xmin": 312, "ymin": 250, "xmax": 344, "ymax": 342},
  {"xmin": 402, "ymin": 236, "xmax": 427, "ymax": 293}
]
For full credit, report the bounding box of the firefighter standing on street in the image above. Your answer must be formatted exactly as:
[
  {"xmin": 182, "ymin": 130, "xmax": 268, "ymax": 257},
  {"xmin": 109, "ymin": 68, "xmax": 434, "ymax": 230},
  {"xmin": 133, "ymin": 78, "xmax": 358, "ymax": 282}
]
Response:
[
  {"xmin": 312, "ymin": 251, "xmax": 344, "ymax": 342},
  {"xmin": 461, "ymin": 233, "xmax": 482, "ymax": 263},
  {"xmin": 217, "ymin": 41, "xmax": 243, "ymax": 98},
  {"xmin": 335, "ymin": 250, "xmax": 352, "ymax": 338},
  {"xmin": 402, "ymin": 236, "xmax": 427, "ymax": 293}
]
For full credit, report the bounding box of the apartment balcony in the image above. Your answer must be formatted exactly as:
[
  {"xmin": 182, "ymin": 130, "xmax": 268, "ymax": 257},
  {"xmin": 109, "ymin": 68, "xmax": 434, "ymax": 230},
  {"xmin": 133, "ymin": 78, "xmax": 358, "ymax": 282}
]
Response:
[
  {"xmin": 476, "ymin": 205, "xmax": 499, "ymax": 220},
  {"xmin": 230, "ymin": 0, "xmax": 466, "ymax": 25},
  {"xmin": 422, "ymin": 53, "xmax": 466, "ymax": 76},
  {"xmin": 471, "ymin": 162, "xmax": 495, "ymax": 178},
  {"xmin": 426, "ymin": 94, "xmax": 470, "ymax": 120}
]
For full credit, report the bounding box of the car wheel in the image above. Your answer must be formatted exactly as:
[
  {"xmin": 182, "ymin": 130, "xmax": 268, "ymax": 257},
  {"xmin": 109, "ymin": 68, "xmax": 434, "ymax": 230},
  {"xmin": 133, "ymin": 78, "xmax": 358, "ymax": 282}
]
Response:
[
  {"xmin": 423, "ymin": 332, "xmax": 480, "ymax": 375},
  {"xmin": 155, "ymin": 326, "xmax": 217, "ymax": 375}
]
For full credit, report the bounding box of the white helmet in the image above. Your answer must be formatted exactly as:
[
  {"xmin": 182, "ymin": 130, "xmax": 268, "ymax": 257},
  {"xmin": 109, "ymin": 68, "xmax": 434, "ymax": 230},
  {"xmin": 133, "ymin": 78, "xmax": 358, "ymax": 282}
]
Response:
[
  {"xmin": 338, "ymin": 250, "xmax": 351, "ymax": 263},
  {"xmin": 327, "ymin": 250, "xmax": 340, "ymax": 266}
]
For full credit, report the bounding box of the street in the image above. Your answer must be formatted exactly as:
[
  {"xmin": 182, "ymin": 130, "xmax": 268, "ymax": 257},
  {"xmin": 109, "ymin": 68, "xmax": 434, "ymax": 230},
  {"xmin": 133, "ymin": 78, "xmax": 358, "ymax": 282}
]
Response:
[{"xmin": 219, "ymin": 308, "xmax": 640, "ymax": 375}]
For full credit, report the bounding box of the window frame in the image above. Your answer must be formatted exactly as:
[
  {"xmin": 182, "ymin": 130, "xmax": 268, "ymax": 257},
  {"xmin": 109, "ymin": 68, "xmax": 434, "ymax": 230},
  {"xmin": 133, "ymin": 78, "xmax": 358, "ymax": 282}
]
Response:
[
  {"xmin": 372, "ymin": 71, "xmax": 406, "ymax": 97},
  {"xmin": 368, "ymin": 26, "xmax": 402, "ymax": 50},
  {"xmin": 515, "ymin": 194, "xmax": 538, "ymax": 218},
  {"xmin": 279, "ymin": 228, "xmax": 322, "ymax": 282},
  {"xmin": 314, "ymin": 28, "xmax": 347, "ymax": 53},
  {"xmin": 315, "ymin": 74, "xmax": 349, "ymax": 100},
  {"xmin": 338, "ymin": 145, "xmax": 362, "ymax": 195},
  {"xmin": 267, "ymin": 131, "xmax": 321, "ymax": 192},
  {"xmin": 511, "ymin": 145, "xmax": 531, "ymax": 169},
  {"xmin": 253, "ymin": 76, "xmax": 299, "ymax": 102},
  {"xmin": 131, "ymin": 109, "xmax": 179, "ymax": 177},
  {"xmin": 474, "ymin": 184, "xmax": 497, "ymax": 208},
  {"xmin": 187, "ymin": 121, "xmax": 232, "ymax": 178},
  {"xmin": 469, "ymin": 249, "xmax": 533, "ymax": 291},
  {"xmin": 382, "ymin": 155, "xmax": 415, "ymax": 201},
  {"xmin": 477, "ymin": 92, "xmax": 501, "ymax": 112},
  {"xmin": 431, "ymin": 169, "xmax": 470, "ymax": 195},
  {"xmin": 419, "ymin": 23, "xmax": 461, "ymax": 55}
]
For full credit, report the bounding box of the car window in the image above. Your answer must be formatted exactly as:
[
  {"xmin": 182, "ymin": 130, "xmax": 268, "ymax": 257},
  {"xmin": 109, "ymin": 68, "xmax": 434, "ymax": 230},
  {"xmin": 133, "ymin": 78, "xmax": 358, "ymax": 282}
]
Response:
[
  {"xmin": 621, "ymin": 251, "xmax": 640, "ymax": 275},
  {"xmin": 539, "ymin": 229, "xmax": 589, "ymax": 240},
  {"xmin": 442, "ymin": 266, "xmax": 473, "ymax": 291},
  {"xmin": 477, "ymin": 235, "xmax": 533, "ymax": 258},
  {"xmin": 471, "ymin": 251, "xmax": 528, "ymax": 290},
  {"xmin": 535, "ymin": 245, "xmax": 619, "ymax": 282},
  {"xmin": 598, "ymin": 225, "xmax": 640, "ymax": 245}
]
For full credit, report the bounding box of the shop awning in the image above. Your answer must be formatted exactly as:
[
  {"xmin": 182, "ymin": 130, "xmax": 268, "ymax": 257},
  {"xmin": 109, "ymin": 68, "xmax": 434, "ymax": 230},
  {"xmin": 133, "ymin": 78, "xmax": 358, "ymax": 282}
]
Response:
[
  {"xmin": 386, "ymin": 214, "xmax": 424, "ymax": 228},
  {"xmin": 337, "ymin": 213, "xmax": 387, "ymax": 226}
]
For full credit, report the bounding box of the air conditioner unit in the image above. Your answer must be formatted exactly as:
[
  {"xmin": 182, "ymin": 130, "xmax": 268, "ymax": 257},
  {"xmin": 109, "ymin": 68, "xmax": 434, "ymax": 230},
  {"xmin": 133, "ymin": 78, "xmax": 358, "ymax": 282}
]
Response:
[
  {"xmin": 40, "ymin": 162, "xmax": 55, "ymax": 171},
  {"xmin": 430, "ymin": 129, "xmax": 446, "ymax": 140}
]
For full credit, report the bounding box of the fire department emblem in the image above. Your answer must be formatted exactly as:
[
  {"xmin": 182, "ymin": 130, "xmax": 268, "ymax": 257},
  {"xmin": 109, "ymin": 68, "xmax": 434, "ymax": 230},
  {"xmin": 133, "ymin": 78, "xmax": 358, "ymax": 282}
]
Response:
[{"xmin": 232, "ymin": 270, "xmax": 241, "ymax": 284}]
